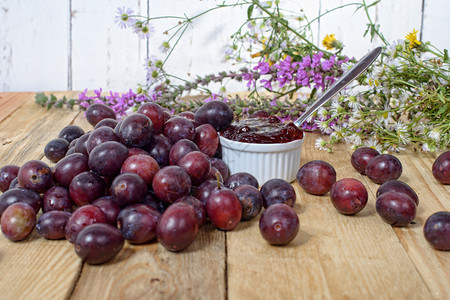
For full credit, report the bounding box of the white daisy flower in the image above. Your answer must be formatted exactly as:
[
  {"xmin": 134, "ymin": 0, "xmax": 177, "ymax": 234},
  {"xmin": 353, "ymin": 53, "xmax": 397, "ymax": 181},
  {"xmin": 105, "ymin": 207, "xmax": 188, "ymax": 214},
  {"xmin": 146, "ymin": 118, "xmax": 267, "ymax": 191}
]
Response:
[
  {"xmin": 114, "ymin": 7, "xmax": 135, "ymax": 29},
  {"xmin": 345, "ymin": 95, "xmax": 362, "ymax": 111},
  {"xmin": 159, "ymin": 41, "xmax": 171, "ymax": 54},
  {"xmin": 133, "ymin": 22, "xmax": 155, "ymax": 39},
  {"xmin": 422, "ymin": 143, "xmax": 431, "ymax": 152},
  {"xmin": 364, "ymin": 138, "xmax": 382, "ymax": 152},
  {"xmin": 317, "ymin": 107, "xmax": 329, "ymax": 118},
  {"xmin": 427, "ymin": 128, "xmax": 441, "ymax": 142},
  {"xmin": 314, "ymin": 119, "xmax": 333, "ymax": 134},
  {"xmin": 315, "ymin": 138, "xmax": 328, "ymax": 150}
]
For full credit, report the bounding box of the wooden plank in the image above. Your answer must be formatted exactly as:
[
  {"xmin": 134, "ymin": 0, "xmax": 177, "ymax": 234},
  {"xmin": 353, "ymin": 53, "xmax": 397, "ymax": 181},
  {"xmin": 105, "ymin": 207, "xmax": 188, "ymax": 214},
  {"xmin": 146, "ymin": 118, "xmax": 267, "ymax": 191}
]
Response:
[
  {"xmin": 0, "ymin": 93, "xmax": 448, "ymax": 299},
  {"xmin": 0, "ymin": 92, "xmax": 34, "ymax": 123},
  {"xmin": 0, "ymin": 0, "xmax": 69, "ymax": 91},
  {"xmin": 0, "ymin": 93, "xmax": 83, "ymax": 299},
  {"xmin": 71, "ymin": 0, "xmax": 148, "ymax": 92},
  {"xmin": 31, "ymin": 103, "xmax": 227, "ymax": 299},
  {"xmin": 227, "ymin": 133, "xmax": 439, "ymax": 299},
  {"xmin": 0, "ymin": 92, "xmax": 81, "ymax": 166},
  {"xmin": 71, "ymin": 224, "xmax": 226, "ymax": 300},
  {"xmin": 325, "ymin": 137, "xmax": 449, "ymax": 299}
]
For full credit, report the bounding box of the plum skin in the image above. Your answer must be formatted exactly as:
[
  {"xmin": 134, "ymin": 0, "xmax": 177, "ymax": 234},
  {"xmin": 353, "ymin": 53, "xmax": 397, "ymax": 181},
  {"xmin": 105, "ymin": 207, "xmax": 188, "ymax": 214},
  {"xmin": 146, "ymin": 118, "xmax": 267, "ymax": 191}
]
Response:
[
  {"xmin": 351, "ymin": 147, "xmax": 380, "ymax": 175},
  {"xmin": 296, "ymin": 160, "xmax": 336, "ymax": 195},
  {"xmin": 376, "ymin": 180, "xmax": 418, "ymax": 206},
  {"xmin": 259, "ymin": 203, "xmax": 299, "ymax": 245},
  {"xmin": 75, "ymin": 223, "xmax": 124, "ymax": 264},
  {"xmin": 330, "ymin": 178, "xmax": 368, "ymax": 215},
  {"xmin": 365, "ymin": 154, "xmax": 402, "ymax": 184},
  {"xmin": 375, "ymin": 192, "xmax": 416, "ymax": 227},
  {"xmin": 1, "ymin": 202, "xmax": 36, "ymax": 241},
  {"xmin": 423, "ymin": 211, "xmax": 450, "ymax": 251},
  {"xmin": 432, "ymin": 151, "xmax": 450, "ymax": 184}
]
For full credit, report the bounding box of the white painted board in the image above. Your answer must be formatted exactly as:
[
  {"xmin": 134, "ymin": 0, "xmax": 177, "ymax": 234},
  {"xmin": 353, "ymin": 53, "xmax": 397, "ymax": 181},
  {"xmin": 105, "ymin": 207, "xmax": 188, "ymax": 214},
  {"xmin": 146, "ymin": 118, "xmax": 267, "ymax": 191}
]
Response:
[
  {"xmin": 0, "ymin": 0, "xmax": 448, "ymax": 93},
  {"xmin": 0, "ymin": 0, "xmax": 69, "ymax": 91}
]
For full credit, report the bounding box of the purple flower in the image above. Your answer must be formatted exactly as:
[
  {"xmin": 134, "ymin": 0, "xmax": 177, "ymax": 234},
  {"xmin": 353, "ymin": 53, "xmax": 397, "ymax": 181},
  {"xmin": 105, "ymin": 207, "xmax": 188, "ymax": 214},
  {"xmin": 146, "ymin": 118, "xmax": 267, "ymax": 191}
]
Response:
[
  {"xmin": 312, "ymin": 71, "xmax": 325, "ymax": 89},
  {"xmin": 311, "ymin": 52, "xmax": 324, "ymax": 68},
  {"xmin": 79, "ymin": 101, "xmax": 90, "ymax": 109},
  {"xmin": 260, "ymin": 79, "xmax": 273, "ymax": 90},
  {"xmin": 295, "ymin": 69, "xmax": 309, "ymax": 87},
  {"xmin": 322, "ymin": 59, "xmax": 334, "ymax": 71},
  {"xmin": 277, "ymin": 56, "xmax": 293, "ymax": 73},
  {"xmin": 276, "ymin": 75, "xmax": 288, "ymax": 88},
  {"xmin": 93, "ymin": 88, "xmax": 102, "ymax": 99},
  {"xmin": 242, "ymin": 73, "xmax": 255, "ymax": 87},
  {"xmin": 254, "ymin": 62, "xmax": 271, "ymax": 74},
  {"xmin": 242, "ymin": 107, "xmax": 250, "ymax": 117},
  {"xmin": 298, "ymin": 56, "xmax": 311, "ymax": 69},
  {"xmin": 325, "ymin": 76, "xmax": 336, "ymax": 85},
  {"xmin": 204, "ymin": 93, "xmax": 219, "ymax": 103},
  {"xmin": 149, "ymin": 91, "xmax": 162, "ymax": 102},
  {"xmin": 78, "ymin": 89, "xmax": 90, "ymax": 101}
]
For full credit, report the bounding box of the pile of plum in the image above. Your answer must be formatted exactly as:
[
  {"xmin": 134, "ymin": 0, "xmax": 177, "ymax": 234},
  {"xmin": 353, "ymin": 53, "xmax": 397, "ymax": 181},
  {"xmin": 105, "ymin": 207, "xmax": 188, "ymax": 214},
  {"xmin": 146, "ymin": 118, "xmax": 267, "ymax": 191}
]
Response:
[
  {"xmin": 0, "ymin": 100, "xmax": 448, "ymax": 265},
  {"xmin": 0, "ymin": 101, "xmax": 300, "ymax": 264}
]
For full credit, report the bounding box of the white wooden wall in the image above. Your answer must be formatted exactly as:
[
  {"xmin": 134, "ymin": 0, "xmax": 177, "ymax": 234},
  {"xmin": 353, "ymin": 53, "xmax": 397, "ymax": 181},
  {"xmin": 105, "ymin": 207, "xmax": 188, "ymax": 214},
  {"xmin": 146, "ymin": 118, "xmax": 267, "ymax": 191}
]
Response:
[{"xmin": 0, "ymin": 0, "xmax": 448, "ymax": 93}]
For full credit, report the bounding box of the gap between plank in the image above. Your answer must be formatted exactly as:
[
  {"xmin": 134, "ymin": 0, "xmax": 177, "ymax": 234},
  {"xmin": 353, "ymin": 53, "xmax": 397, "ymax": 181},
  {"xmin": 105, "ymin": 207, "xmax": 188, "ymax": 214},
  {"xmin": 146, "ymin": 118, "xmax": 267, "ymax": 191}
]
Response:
[
  {"xmin": 341, "ymin": 144, "xmax": 435, "ymax": 298},
  {"xmin": 225, "ymin": 232, "xmax": 229, "ymax": 300},
  {"xmin": 317, "ymin": 0, "xmax": 322, "ymax": 48},
  {"xmin": 419, "ymin": 0, "xmax": 425, "ymax": 41},
  {"xmin": 68, "ymin": 0, "xmax": 73, "ymax": 91},
  {"xmin": 146, "ymin": 0, "xmax": 150, "ymax": 58},
  {"xmin": 68, "ymin": 261, "xmax": 84, "ymax": 299}
]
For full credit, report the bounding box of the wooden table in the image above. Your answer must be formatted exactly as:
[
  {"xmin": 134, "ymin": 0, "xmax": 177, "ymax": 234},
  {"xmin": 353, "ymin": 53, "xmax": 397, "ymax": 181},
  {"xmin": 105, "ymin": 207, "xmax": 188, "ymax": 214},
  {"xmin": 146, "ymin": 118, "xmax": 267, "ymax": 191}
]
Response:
[{"xmin": 0, "ymin": 92, "xmax": 448, "ymax": 300}]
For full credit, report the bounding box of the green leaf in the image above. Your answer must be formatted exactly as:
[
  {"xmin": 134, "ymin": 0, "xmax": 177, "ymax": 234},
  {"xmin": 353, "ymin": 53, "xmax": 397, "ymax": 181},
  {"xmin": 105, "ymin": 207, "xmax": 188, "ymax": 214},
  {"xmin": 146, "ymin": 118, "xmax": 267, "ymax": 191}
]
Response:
[
  {"xmin": 247, "ymin": 4, "xmax": 254, "ymax": 20},
  {"xmin": 363, "ymin": 24, "xmax": 370, "ymax": 38},
  {"xmin": 35, "ymin": 92, "xmax": 48, "ymax": 106},
  {"xmin": 367, "ymin": 0, "xmax": 381, "ymax": 9},
  {"xmin": 68, "ymin": 99, "xmax": 76, "ymax": 108},
  {"xmin": 437, "ymin": 93, "xmax": 448, "ymax": 105},
  {"xmin": 444, "ymin": 49, "xmax": 449, "ymax": 62}
]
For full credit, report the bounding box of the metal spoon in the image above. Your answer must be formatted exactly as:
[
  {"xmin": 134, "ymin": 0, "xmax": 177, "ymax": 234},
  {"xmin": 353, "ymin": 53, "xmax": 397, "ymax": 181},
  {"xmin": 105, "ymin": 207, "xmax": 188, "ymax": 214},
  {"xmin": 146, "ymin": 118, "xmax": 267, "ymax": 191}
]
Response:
[{"xmin": 293, "ymin": 46, "xmax": 382, "ymax": 128}]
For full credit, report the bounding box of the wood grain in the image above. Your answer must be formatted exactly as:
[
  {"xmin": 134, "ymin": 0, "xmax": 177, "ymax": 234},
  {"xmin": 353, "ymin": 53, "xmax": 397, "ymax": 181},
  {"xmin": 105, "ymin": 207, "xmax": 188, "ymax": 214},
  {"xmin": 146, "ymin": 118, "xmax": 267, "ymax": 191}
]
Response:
[
  {"xmin": 0, "ymin": 92, "xmax": 34, "ymax": 123},
  {"xmin": 0, "ymin": 93, "xmax": 448, "ymax": 300},
  {"xmin": 0, "ymin": 92, "xmax": 82, "ymax": 299},
  {"xmin": 227, "ymin": 133, "xmax": 449, "ymax": 299},
  {"xmin": 71, "ymin": 224, "xmax": 226, "ymax": 300},
  {"xmin": 0, "ymin": 92, "xmax": 81, "ymax": 165}
]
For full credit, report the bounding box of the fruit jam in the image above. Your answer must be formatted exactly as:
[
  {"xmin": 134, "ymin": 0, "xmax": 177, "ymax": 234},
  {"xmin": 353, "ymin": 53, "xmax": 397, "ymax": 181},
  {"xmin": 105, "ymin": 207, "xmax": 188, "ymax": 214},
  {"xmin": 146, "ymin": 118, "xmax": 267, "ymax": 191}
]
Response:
[{"xmin": 220, "ymin": 116, "xmax": 303, "ymax": 144}]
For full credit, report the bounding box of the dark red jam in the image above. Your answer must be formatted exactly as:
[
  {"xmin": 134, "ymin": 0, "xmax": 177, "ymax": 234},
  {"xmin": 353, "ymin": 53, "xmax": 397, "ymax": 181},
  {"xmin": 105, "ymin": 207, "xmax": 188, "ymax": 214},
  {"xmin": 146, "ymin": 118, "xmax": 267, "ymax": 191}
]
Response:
[{"xmin": 220, "ymin": 116, "xmax": 304, "ymax": 144}]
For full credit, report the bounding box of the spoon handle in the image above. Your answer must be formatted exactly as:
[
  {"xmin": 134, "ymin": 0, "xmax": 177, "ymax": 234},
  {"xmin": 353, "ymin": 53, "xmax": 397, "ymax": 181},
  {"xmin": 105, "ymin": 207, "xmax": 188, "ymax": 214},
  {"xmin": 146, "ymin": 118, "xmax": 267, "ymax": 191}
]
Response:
[{"xmin": 293, "ymin": 46, "xmax": 382, "ymax": 128}]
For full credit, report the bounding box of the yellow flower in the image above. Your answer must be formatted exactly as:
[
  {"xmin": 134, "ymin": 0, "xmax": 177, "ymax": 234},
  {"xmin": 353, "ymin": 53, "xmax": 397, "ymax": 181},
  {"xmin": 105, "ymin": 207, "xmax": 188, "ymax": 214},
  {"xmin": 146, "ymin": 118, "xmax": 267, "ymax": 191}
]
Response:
[
  {"xmin": 322, "ymin": 34, "xmax": 342, "ymax": 50},
  {"xmin": 405, "ymin": 29, "xmax": 421, "ymax": 49}
]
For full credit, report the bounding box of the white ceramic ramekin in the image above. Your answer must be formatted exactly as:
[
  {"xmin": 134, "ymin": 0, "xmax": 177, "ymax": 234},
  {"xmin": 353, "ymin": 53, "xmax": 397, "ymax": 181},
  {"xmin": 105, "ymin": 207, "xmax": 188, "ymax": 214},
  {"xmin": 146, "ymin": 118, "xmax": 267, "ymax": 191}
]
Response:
[{"xmin": 219, "ymin": 135, "xmax": 304, "ymax": 185}]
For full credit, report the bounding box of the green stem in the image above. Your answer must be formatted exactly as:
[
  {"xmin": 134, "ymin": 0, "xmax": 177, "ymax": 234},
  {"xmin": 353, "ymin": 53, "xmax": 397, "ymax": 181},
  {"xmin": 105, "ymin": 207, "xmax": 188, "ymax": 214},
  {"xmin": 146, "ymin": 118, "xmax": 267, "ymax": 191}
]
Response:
[
  {"xmin": 361, "ymin": 0, "xmax": 389, "ymax": 45},
  {"xmin": 252, "ymin": 1, "xmax": 331, "ymax": 56}
]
